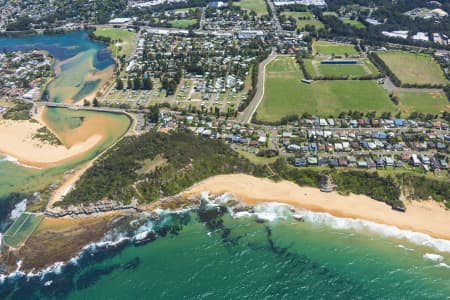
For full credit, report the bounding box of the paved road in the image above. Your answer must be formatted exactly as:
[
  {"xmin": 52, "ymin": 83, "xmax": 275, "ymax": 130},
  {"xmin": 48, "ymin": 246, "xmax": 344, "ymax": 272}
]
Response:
[
  {"xmin": 237, "ymin": 49, "xmax": 278, "ymax": 124},
  {"xmin": 200, "ymin": 7, "xmax": 206, "ymax": 30},
  {"xmin": 266, "ymin": 0, "xmax": 282, "ymax": 31},
  {"xmin": 30, "ymin": 101, "xmax": 132, "ymax": 116}
]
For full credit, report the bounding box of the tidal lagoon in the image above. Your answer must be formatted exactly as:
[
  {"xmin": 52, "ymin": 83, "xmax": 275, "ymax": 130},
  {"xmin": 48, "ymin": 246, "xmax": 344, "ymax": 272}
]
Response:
[{"xmin": 0, "ymin": 32, "xmax": 129, "ymax": 199}]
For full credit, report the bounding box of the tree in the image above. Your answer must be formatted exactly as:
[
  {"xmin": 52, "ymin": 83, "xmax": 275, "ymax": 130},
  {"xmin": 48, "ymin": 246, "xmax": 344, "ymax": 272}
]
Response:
[
  {"xmin": 133, "ymin": 77, "xmax": 141, "ymax": 90},
  {"xmin": 143, "ymin": 77, "xmax": 153, "ymax": 90},
  {"xmin": 92, "ymin": 98, "xmax": 99, "ymax": 107},
  {"xmin": 148, "ymin": 105, "xmax": 160, "ymax": 123},
  {"xmin": 83, "ymin": 99, "xmax": 91, "ymax": 106},
  {"xmin": 116, "ymin": 78, "xmax": 124, "ymax": 90}
]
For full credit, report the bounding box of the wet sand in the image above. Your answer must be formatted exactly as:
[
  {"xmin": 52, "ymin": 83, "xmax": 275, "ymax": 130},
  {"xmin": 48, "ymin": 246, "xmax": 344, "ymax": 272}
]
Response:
[
  {"xmin": 0, "ymin": 113, "xmax": 102, "ymax": 168},
  {"xmin": 182, "ymin": 174, "xmax": 450, "ymax": 241}
]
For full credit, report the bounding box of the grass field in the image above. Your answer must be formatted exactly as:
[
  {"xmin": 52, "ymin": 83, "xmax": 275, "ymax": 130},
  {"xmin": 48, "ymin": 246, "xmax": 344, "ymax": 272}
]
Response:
[
  {"xmin": 236, "ymin": 0, "xmax": 268, "ymax": 15},
  {"xmin": 281, "ymin": 11, "xmax": 313, "ymax": 18},
  {"xmin": 377, "ymin": 51, "xmax": 448, "ymax": 86},
  {"xmin": 169, "ymin": 19, "xmax": 198, "ymax": 28},
  {"xmin": 4, "ymin": 213, "xmax": 44, "ymax": 248},
  {"xmin": 281, "ymin": 11, "xmax": 324, "ymax": 30},
  {"xmin": 304, "ymin": 58, "xmax": 376, "ymax": 77},
  {"xmin": 173, "ymin": 7, "xmax": 201, "ymax": 13},
  {"xmin": 94, "ymin": 28, "xmax": 135, "ymax": 57},
  {"xmin": 256, "ymin": 56, "xmax": 395, "ymax": 122},
  {"xmin": 323, "ymin": 11, "xmax": 339, "ymax": 17},
  {"xmin": 318, "ymin": 63, "xmax": 368, "ymax": 77},
  {"xmin": 313, "ymin": 41, "xmax": 358, "ymax": 55},
  {"xmin": 395, "ymin": 90, "xmax": 450, "ymax": 115},
  {"xmin": 296, "ymin": 19, "xmax": 325, "ymax": 30},
  {"xmin": 343, "ymin": 19, "xmax": 366, "ymax": 29}
]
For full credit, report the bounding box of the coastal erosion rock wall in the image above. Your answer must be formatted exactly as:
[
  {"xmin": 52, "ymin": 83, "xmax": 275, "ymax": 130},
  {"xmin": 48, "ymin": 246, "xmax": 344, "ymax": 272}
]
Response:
[{"xmin": 45, "ymin": 199, "xmax": 139, "ymax": 218}]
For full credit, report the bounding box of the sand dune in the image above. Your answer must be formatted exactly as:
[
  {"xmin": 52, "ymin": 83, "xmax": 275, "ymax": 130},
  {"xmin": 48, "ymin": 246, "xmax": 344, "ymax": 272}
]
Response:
[{"xmin": 182, "ymin": 174, "xmax": 450, "ymax": 241}]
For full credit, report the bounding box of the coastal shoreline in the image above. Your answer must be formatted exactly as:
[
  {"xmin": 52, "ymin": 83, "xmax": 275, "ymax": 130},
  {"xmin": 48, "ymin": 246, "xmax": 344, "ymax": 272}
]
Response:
[
  {"xmin": 0, "ymin": 107, "xmax": 102, "ymax": 168},
  {"xmin": 181, "ymin": 174, "xmax": 450, "ymax": 241}
]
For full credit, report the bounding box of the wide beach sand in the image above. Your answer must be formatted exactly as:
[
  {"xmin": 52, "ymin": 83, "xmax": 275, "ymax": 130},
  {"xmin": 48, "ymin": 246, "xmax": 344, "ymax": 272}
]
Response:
[
  {"xmin": 182, "ymin": 174, "xmax": 450, "ymax": 241},
  {"xmin": 0, "ymin": 108, "xmax": 101, "ymax": 168}
]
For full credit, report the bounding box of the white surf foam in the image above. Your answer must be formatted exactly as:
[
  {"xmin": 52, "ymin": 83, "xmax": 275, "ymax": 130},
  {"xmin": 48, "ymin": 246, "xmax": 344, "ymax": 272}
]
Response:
[
  {"xmin": 437, "ymin": 263, "xmax": 450, "ymax": 269},
  {"xmin": 300, "ymin": 210, "xmax": 450, "ymax": 253},
  {"xmin": 206, "ymin": 192, "xmax": 450, "ymax": 254},
  {"xmin": 10, "ymin": 199, "xmax": 27, "ymax": 220},
  {"xmin": 0, "ymin": 155, "xmax": 41, "ymax": 169},
  {"xmin": 423, "ymin": 253, "xmax": 444, "ymax": 262}
]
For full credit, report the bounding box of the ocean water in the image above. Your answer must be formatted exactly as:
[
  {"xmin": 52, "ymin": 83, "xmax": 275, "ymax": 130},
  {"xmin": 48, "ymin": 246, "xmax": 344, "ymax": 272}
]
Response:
[{"xmin": 1, "ymin": 198, "xmax": 449, "ymax": 299}]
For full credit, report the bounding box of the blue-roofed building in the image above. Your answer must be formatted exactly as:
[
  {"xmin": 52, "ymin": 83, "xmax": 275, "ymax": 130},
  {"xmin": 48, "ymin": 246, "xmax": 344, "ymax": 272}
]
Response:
[
  {"xmin": 394, "ymin": 119, "xmax": 405, "ymax": 127},
  {"xmin": 294, "ymin": 157, "xmax": 307, "ymax": 167},
  {"xmin": 309, "ymin": 143, "xmax": 318, "ymax": 152},
  {"xmin": 372, "ymin": 132, "xmax": 387, "ymax": 139}
]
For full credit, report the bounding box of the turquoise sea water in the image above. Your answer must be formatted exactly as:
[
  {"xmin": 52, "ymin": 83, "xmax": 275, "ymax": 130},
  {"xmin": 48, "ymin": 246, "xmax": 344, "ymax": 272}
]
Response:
[{"xmin": 1, "ymin": 199, "xmax": 450, "ymax": 299}]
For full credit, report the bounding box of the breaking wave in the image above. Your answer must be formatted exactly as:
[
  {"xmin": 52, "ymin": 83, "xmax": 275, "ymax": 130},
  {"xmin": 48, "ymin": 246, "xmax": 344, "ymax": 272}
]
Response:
[{"xmin": 201, "ymin": 192, "xmax": 450, "ymax": 254}]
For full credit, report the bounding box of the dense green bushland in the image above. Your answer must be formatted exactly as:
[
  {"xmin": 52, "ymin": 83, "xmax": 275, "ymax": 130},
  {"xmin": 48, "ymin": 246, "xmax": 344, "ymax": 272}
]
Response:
[
  {"xmin": 60, "ymin": 130, "xmax": 272, "ymax": 206},
  {"xmin": 60, "ymin": 131, "xmax": 448, "ymax": 210},
  {"xmin": 331, "ymin": 170, "xmax": 402, "ymax": 208},
  {"xmin": 396, "ymin": 173, "xmax": 450, "ymax": 208}
]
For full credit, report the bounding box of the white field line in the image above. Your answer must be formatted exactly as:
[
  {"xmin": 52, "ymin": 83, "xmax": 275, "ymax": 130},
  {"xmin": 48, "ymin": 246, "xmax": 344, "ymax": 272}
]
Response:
[{"xmin": 6, "ymin": 213, "xmax": 31, "ymax": 237}]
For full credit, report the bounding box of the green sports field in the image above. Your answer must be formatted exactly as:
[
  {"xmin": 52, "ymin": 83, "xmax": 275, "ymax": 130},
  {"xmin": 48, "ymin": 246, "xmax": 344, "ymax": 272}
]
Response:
[
  {"xmin": 94, "ymin": 28, "xmax": 135, "ymax": 57},
  {"xmin": 4, "ymin": 213, "xmax": 44, "ymax": 248},
  {"xmin": 377, "ymin": 51, "xmax": 448, "ymax": 86},
  {"xmin": 313, "ymin": 41, "xmax": 358, "ymax": 55},
  {"xmin": 304, "ymin": 58, "xmax": 377, "ymax": 77},
  {"xmin": 343, "ymin": 19, "xmax": 366, "ymax": 29},
  {"xmin": 169, "ymin": 19, "xmax": 198, "ymax": 28},
  {"xmin": 236, "ymin": 0, "xmax": 268, "ymax": 15},
  {"xmin": 256, "ymin": 56, "xmax": 395, "ymax": 122},
  {"xmin": 396, "ymin": 90, "xmax": 449, "ymax": 115},
  {"xmin": 281, "ymin": 11, "xmax": 324, "ymax": 30},
  {"xmin": 318, "ymin": 63, "xmax": 368, "ymax": 77}
]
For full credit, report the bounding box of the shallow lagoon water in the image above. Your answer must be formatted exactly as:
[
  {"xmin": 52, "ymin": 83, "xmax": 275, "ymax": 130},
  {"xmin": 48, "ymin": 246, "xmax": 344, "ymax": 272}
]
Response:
[{"xmin": 0, "ymin": 32, "xmax": 127, "ymax": 196}]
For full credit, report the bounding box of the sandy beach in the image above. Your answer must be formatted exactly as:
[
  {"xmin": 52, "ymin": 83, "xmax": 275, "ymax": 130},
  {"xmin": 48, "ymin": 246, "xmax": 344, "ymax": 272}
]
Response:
[
  {"xmin": 0, "ymin": 109, "xmax": 101, "ymax": 168},
  {"xmin": 182, "ymin": 174, "xmax": 450, "ymax": 241}
]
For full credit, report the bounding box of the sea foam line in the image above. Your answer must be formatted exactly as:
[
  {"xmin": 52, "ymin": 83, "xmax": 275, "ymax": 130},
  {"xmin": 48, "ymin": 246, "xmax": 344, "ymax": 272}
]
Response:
[
  {"xmin": 202, "ymin": 192, "xmax": 450, "ymax": 254},
  {"xmin": 0, "ymin": 155, "xmax": 42, "ymax": 170}
]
